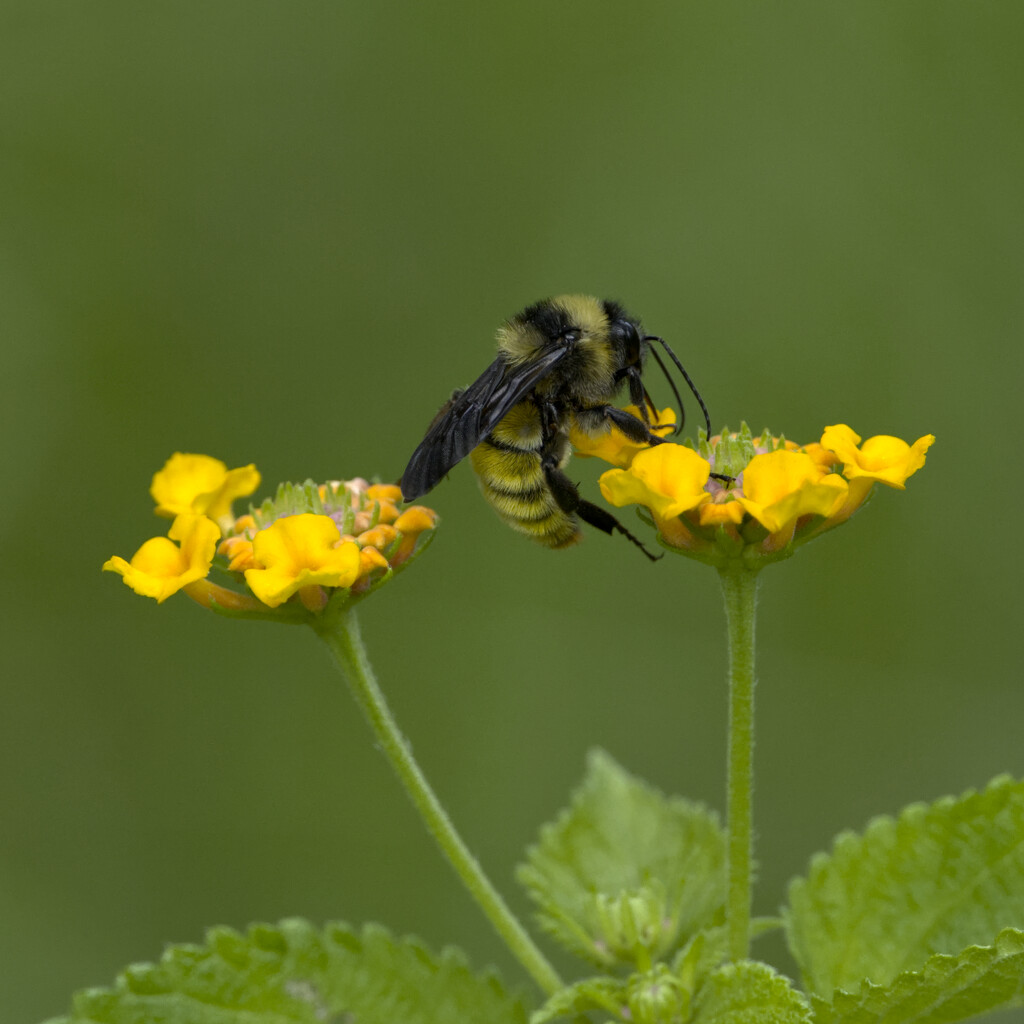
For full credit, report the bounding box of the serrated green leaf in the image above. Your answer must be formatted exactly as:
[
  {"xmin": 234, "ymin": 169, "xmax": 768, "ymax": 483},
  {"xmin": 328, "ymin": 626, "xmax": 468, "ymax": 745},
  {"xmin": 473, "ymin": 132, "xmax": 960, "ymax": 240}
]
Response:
[
  {"xmin": 785, "ymin": 775, "xmax": 1024, "ymax": 997},
  {"xmin": 47, "ymin": 918, "xmax": 529, "ymax": 1024},
  {"xmin": 517, "ymin": 749, "xmax": 726, "ymax": 969},
  {"xmin": 809, "ymin": 928, "xmax": 1024, "ymax": 1024},
  {"xmin": 692, "ymin": 961, "xmax": 812, "ymax": 1024},
  {"xmin": 530, "ymin": 975, "xmax": 626, "ymax": 1024}
]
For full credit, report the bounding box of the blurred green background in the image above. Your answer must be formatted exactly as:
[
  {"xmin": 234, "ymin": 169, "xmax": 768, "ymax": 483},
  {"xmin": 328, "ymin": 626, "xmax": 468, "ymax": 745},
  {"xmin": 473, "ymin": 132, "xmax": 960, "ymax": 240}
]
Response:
[{"xmin": 3, "ymin": 3, "xmax": 1022, "ymax": 1021}]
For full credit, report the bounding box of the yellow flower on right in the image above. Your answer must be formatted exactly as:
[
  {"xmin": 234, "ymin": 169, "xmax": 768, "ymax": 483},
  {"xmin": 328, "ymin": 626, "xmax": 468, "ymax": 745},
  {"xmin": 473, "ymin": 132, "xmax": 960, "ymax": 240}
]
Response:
[
  {"xmin": 819, "ymin": 424, "xmax": 933, "ymax": 488},
  {"xmin": 594, "ymin": 423, "xmax": 934, "ymax": 565}
]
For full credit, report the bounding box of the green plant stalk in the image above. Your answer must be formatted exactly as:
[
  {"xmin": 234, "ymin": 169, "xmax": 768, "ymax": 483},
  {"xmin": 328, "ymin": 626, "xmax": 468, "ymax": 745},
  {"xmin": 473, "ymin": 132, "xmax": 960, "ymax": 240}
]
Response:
[
  {"xmin": 718, "ymin": 565, "xmax": 760, "ymax": 962},
  {"xmin": 315, "ymin": 602, "xmax": 564, "ymax": 997}
]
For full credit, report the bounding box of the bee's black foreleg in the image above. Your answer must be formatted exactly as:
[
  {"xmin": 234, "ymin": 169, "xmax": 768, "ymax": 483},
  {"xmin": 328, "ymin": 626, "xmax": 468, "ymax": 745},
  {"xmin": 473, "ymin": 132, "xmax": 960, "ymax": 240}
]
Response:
[
  {"xmin": 590, "ymin": 404, "xmax": 669, "ymax": 446},
  {"xmin": 541, "ymin": 457, "xmax": 662, "ymax": 562},
  {"xmin": 591, "ymin": 404, "xmax": 734, "ymax": 484}
]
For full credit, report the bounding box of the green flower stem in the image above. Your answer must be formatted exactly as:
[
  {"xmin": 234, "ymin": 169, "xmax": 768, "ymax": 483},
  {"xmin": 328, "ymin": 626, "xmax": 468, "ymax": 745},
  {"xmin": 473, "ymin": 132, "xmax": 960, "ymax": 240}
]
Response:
[
  {"xmin": 718, "ymin": 565, "xmax": 760, "ymax": 963},
  {"xmin": 315, "ymin": 603, "xmax": 564, "ymax": 997}
]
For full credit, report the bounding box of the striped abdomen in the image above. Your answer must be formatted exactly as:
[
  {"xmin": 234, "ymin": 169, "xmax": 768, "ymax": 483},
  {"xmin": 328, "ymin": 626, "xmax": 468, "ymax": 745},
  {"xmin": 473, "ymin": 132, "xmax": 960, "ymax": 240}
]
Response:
[{"xmin": 468, "ymin": 402, "xmax": 581, "ymax": 549}]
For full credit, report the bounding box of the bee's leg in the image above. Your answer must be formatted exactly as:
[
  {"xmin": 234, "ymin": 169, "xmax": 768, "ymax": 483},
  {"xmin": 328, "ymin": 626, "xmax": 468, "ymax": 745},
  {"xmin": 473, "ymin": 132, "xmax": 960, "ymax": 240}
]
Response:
[
  {"xmin": 594, "ymin": 405, "xmax": 734, "ymax": 485},
  {"xmin": 579, "ymin": 404, "xmax": 733, "ymax": 486},
  {"xmin": 615, "ymin": 363, "xmax": 655, "ymax": 424},
  {"xmin": 541, "ymin": 456, "xmax": 662, "ymax": 562},
  {"xmin": 610, "ymin": 367, "xmax": 660, "ymax": 426},
  {"xmin": 585, "ymin": 404, "xmax": 670, "ymax": 446}
]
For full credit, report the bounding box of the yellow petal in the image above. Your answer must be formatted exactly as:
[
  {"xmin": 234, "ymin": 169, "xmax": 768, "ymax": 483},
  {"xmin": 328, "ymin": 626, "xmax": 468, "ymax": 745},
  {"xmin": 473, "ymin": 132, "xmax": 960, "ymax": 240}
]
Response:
[
  {"xmin": 374, "ymin": 501, "xmax": 401, "ymax": 525},
  {"xmin": 244, "ymin": 514, "xmax": 360, "ymax": 608},
  {"xmin": 103, "ymin": 514, "xmax": 219, "ymax": 603},
  {"xmin": 599, "ymin": 443, "xmax": 711, "ymax": 520},
  {"xmin": 600, "ymin": 467, "xmax": 665, "ymax": 513},
  {"xmin": 699, "ymin": 500, "xmax": 745, "ymax": 526},
  {"xmin": 821, "ymin": 425, "xmax": 935, "ymax": 489},
  {"xmin": 202, "ymin": 464, "xmax": 262, "ymax": 520},
  {"xmin": 572, "ymin": 406, "xmax": 677, "ymax": 467},
  {"xmin": 358, "ymin": 546, "xmax": 391, "ymax": 576},
  {"xmin": 394, "ymin": 506, "xmax": 439, "ymax": 534},
  {"xmin": 366, "ymin": 483, "xmax": 404, "ymax": 504},
  {"xmin": 737, "ymin": 451, "xmax": 848, "ymax": 533},
  {"xmin": 629, "ymin": 445, "xmax": 712, "ymax": 515},
  {"xmin": 820, "ymin": 475, "xmax": 876, "ymax": 528},
  {"xmin": 818, "ymin": 424, "xmax": 863, "ymax": 465},
  {"xmin": 150, "ymin": 453, "xmax": 260, "ymax": 521},
  {"xmin": 800, "ymin": 442, "xmax": 842, "ymax": 473},
  {"xmin": 218, "ymin": 535, "xmax": 257, "ymax": 572}
]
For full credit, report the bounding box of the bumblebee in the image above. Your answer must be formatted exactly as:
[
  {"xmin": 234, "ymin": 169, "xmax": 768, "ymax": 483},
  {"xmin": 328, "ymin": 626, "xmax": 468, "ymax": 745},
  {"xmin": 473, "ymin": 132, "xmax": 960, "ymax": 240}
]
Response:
[{"xmin": 400, "ymin": 295, "xmax": 712, "ymax": 560}]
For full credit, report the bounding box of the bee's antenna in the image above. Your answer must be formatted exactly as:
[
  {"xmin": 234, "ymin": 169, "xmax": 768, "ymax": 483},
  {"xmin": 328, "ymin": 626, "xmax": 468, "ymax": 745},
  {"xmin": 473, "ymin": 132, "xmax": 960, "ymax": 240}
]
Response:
[
  {"xmin": 641, "ymin": 385, "xmax": 660, "ymax": 422},
  {"xmin": 645, "ymin": 336, "xmax": 712, "ymax": 438},
  {"xmin": 646, "ymin": 345, "xmax": 687, "ymax": 435}
]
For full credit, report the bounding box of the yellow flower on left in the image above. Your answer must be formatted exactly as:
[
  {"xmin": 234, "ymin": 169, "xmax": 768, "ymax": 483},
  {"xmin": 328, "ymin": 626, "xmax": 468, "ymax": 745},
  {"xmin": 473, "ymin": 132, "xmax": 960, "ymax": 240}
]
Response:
[
  {"xmin": 103, "ymin": 514, "xmax": 220, "ymax": 603},
  {"xmin": 244, "ymin": 514, "xmax": 361, "ymax": 608},
  {"xmin": 150, "ymin": 453, "xmax": 260, "ymax": 524}
]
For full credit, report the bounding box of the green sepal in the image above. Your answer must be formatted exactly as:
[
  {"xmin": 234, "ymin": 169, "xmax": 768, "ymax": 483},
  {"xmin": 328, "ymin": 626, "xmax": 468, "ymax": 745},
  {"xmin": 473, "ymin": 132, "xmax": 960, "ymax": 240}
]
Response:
[
  {"xmin": 701, "ymin": 423, "xmax": 757, "ymax": 478},
  {"xmin": 250, "ymin": 479, "xmax": 342, "ymax": 526},
  {"xmin": 517, "ymin": 749, "xmax": 726, "ymax": 970},
  {"xmin": 807, "ymin": 928, "xmax": 1024, "ymax": 1024},
  {"xmin": 46, "ymin": 918, "xmax": 529, "ymax": 1024},
  {"xmin": 785, "ymin": 775, "xmax": 1024, "ymax": 997}
]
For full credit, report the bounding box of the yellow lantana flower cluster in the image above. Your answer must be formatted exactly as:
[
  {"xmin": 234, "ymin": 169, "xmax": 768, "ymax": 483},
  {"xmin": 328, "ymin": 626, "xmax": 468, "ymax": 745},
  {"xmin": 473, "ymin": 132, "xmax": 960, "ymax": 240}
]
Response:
[
  {"xmin": 582, "ymin": 423, "xmax": 933, "ymax": 566},
  {"xmin": 104, "ymin": 454, "xmax": 437, "ymax": 618}
]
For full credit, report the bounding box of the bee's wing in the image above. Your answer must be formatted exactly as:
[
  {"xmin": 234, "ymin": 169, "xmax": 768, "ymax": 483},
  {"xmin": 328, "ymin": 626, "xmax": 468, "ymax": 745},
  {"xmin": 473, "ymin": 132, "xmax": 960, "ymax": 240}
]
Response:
[{"xmin": 401, "ymin": 347, "xmax": 568, "ymax": 500}]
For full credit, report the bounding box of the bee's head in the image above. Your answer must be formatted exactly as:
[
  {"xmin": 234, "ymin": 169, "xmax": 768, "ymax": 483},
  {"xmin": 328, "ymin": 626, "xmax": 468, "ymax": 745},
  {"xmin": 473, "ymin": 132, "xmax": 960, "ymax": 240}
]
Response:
[
  {"xmin": 602, "ymin": 300, "xmax": 646, "ymax": 367},
  {"xmin": 604, "ymin": 300, "xmax": 712, "ymax": 439}
]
